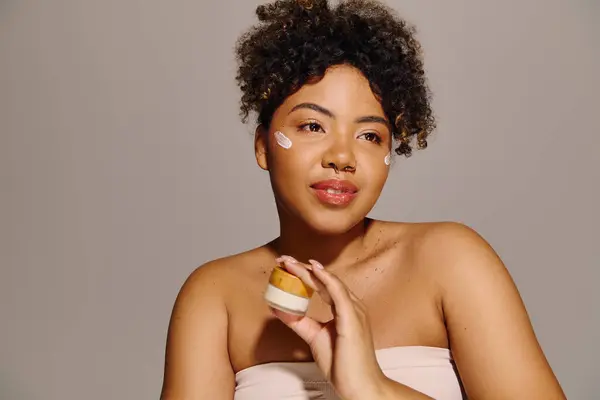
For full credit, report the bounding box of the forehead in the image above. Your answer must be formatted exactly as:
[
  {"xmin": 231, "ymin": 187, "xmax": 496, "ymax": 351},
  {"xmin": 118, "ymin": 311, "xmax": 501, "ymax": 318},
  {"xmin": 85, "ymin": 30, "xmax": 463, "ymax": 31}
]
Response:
[{"xmin": 279, "ymin": 65, "xmax": 385, "ymax": 118}]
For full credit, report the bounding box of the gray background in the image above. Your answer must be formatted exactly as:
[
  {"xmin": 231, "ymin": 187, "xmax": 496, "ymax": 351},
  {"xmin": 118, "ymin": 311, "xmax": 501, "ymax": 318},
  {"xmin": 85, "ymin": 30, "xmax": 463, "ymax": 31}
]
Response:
[{"xmin": 1, "ymin": 0, "xmax": 598, "ymax": 399}]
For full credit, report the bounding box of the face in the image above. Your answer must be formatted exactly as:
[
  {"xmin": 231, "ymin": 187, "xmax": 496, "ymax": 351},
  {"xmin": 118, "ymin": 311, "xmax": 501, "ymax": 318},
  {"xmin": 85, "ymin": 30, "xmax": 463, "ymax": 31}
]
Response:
[{"xmin": 255, "ymin": 65, "xmax": 392, "ymax": 234}]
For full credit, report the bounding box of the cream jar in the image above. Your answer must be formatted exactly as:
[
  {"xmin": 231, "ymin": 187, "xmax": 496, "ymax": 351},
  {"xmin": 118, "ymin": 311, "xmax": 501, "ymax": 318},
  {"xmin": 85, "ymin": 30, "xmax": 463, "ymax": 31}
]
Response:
[{"xmin": 264, "ymin": 266, "xmax": 314, "ymax": 316}]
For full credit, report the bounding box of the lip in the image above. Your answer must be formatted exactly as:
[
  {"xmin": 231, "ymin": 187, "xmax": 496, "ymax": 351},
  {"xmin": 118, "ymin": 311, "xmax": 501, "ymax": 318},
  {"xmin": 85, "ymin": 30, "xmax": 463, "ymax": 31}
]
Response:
[{"xmin": 310, "ymin": 179, "xmax": 359, "ymax": 207}]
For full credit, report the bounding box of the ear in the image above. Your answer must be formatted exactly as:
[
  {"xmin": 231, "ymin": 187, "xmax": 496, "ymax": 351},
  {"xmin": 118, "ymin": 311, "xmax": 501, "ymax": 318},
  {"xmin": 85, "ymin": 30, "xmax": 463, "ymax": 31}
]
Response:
[{"xmin": 254, "ymin": 124, "xmax": 269, "ymax": 171}]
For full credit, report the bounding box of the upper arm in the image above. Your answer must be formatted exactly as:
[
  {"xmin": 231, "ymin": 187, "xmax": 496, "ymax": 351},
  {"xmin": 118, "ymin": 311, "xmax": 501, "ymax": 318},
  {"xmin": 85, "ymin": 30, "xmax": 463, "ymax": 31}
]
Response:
[
  {"xmin": 161, "ymin": 263, "xmax": 234, "ymax": 400},
  {"xmin": 426, "ymin": 223, "xmax": 565, "ymax": 400}
]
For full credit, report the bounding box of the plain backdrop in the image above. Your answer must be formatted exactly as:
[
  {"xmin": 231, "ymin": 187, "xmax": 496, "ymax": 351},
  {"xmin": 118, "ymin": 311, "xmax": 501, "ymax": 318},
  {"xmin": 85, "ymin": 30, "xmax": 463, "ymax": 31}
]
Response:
[{"xmin": 1, "ymin": 0, "xmax": 598, "ymax": 399}]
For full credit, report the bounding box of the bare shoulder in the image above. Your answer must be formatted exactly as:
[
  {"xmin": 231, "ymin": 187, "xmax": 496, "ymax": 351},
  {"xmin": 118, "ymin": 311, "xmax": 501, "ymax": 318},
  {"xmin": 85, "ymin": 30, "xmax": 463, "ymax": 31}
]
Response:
[
  {"xmin": 403, "ymin": 220, "xmax": 512, "ymax": 297},
  {"xmin": 180, "ymin": 244, "xmax": 273, "ymax": 297},
  {"xmin": 161, "ymin": 244, "xmax": 273, "ymax": 399},
  {"xmin": 403, "ymin": 220, "xmax": 490, "ymax": 250},
  {"xmin": 370, "ymin": 219, "xmax": 492, "ymax": 262},
  {"xmin": 395, "ymin": 221, "xmax": 566, "ymax": 399},
  {"xmin": 418, "ymin": 220, "xmax": 492, "ymax": 249},
  {"xmin": 400, "ymin": 221, "xmax": 503, "ymax": 279},
  {"xmin": 370, "ymin": 219, "xmax": 503, "ymax": 302}
]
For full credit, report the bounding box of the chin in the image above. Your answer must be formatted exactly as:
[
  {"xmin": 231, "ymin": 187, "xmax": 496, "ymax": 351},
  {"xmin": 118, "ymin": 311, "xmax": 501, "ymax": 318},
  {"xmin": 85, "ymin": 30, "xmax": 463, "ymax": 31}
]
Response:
[
  {"xmin": 274, "ymin": 190, "xmax": 374, "ymax": 235},
  {"xmin": 303, "ymin": 210, "xmax": 365, "ymax": 236}
]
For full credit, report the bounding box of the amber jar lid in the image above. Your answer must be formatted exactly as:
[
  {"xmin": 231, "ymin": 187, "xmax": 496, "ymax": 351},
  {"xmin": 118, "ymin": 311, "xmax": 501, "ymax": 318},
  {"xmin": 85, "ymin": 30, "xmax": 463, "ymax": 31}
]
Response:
[{"xmin": 269, "ymin": 266, "xmax": 314, "ymax": 298}]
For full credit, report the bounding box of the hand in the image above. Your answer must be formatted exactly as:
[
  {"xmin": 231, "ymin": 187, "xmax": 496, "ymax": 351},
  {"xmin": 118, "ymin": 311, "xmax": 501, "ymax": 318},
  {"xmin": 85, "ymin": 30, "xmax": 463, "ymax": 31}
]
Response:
[{"xmin": 272, "ymin": 255, "xmax": 388, "ymax": 400}]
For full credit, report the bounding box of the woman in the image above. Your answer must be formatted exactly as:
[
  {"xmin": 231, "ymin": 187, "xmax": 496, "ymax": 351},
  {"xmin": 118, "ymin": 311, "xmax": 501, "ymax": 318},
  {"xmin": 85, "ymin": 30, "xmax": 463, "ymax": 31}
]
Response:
[{"xmin": 160, "ymin": 0, "xmax": 566, "ymax": 399}]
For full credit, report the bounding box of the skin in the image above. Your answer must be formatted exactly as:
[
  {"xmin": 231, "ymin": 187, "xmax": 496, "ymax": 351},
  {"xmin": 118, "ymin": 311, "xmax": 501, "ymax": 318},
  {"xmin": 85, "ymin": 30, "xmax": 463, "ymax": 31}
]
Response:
[{"xmin": 160, "ymin": 65, "xmax": 566, "ymax": 399}]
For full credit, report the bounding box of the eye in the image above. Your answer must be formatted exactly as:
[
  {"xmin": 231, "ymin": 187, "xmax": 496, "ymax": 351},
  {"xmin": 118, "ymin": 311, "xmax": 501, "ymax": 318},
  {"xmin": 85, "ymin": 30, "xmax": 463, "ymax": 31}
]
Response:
[
  {"xmin": 358, "ymin": 132, "xmax": 382, "ymax": 144},
  {"xmin": 299, "ymin": 121, "xmax": 324, "ymax": 133}
]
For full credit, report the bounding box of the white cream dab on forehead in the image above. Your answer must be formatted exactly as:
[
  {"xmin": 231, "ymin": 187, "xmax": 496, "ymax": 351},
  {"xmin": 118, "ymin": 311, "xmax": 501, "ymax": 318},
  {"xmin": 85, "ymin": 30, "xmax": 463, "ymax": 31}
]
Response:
[
  {"xmin": 274, "ymin": 131, "xmax": 292, "ymax": 149},
  {"xmin": 384, "ymin": 152, "xmax": 392, "ymax": 166}
]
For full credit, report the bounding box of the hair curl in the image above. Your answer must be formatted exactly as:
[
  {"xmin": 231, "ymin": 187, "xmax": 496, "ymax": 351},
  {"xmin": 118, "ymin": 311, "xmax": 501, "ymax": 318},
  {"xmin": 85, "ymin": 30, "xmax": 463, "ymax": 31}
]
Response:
[{"xmin": 235, "ymin": 0, "xmax": 435, "ymax": 157}]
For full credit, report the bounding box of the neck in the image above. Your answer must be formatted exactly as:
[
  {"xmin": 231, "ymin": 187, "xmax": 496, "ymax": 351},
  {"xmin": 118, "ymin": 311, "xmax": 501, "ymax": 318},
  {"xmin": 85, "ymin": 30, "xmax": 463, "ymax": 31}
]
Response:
[{"xmin": 273, "ymin": 216, "xmax": 372, "ymax": 269}]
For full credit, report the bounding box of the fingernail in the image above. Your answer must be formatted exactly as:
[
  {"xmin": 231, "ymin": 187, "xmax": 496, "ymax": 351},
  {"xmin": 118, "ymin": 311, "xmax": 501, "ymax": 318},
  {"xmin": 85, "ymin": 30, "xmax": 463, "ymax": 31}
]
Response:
[
  {"xmin": 308, "ymin": 259, "xmax": 324, "ymax": 270},
  {"xmin": 282, "ymin": 255, "xmax": 298, "ymax": 264}
]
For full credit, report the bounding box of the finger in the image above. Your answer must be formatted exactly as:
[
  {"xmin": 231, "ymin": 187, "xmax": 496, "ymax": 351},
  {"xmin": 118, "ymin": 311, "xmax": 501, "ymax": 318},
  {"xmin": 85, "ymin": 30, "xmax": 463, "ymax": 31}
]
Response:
[
  {"xmin": 347, "ymin": 290, "xmax": 368, "ymax": 319},
  {"xmin": 271, "ymin": 307, "xmax": 328, "ymax": 350},
  {"xmin": 276, "ymin": 255, "xmax": 312, "ymax": 270},
  {"xmin": 308, "ymin": 260, "xmax": 355, "ymax": 317},
  {"xmin": 347, "ymin": 289, "xmax": 361, "ymax": 304},
  {"xmin": 277, "ymin": 256, "xmax": 325, "ymax": 296},
  {"xmin": 270, "ymin": 307, "xmax": 303, "ymax": 324}
]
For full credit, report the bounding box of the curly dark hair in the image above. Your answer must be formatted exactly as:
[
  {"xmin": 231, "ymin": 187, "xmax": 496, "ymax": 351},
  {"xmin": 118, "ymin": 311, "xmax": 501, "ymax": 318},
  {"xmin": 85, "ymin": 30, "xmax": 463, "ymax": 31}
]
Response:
[{"xmin": 235, "ymin": 0, "xmax": 435, "ymax": 157}]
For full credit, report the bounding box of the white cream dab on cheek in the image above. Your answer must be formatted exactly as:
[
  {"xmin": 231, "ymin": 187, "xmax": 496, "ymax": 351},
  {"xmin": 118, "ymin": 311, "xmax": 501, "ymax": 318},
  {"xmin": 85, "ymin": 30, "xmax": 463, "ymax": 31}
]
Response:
[
  {"xmin": 274, "ymin": 131, "xmax": 292, "ymax": 149},
  {"xmin": 384, "ymin": 152, "xmax": 392, "ymax": 166}
]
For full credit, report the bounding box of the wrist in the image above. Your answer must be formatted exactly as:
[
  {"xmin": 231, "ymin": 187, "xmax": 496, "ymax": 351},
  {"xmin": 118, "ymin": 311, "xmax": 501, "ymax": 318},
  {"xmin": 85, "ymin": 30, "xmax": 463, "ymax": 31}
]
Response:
[
  {"xmin": 346, "ymin": 373, "xmax": 390, "ymax": 400},
  {"xmin": 372, "ymin": 376, "xmax": 395, "ymax": 400}
]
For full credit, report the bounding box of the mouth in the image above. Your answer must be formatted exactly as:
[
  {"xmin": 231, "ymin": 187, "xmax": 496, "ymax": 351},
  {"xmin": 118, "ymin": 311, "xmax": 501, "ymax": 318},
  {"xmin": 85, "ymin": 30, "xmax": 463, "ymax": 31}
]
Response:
[{"xmin": 309, "ymin": 179, "xmax": 359, "ymax": 207}]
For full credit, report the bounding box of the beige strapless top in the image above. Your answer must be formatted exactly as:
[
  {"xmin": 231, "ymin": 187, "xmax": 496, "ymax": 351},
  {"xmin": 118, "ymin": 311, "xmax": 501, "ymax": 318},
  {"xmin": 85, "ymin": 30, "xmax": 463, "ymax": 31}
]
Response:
[{"xmin": 234, "ymin": 346, "xmax": 465, "ymax": 399}]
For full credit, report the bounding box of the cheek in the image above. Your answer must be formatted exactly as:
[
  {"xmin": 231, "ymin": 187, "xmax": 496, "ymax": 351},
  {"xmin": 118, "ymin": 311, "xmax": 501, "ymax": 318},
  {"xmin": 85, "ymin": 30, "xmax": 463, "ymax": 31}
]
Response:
[
  {"xmin": 273, "ymin": 131, "xmax": 293, "ymax": 149},
  {"xmin": 384, "ymin": 152, "xmax": 392, "ymax": 166},
  {"xmin": 269, "ymin": 143, "xmax": 312, "ymax": 182},
  {"xmin": 271, "ymin": 137, "xmax": 323, "ymax": 166},
  {"xmin": 368, "ymin": 167, "xmax": 389, "ymax": 190},
  {"xmin": 360, "ymin": 153, "xmax": 389, "ymax": 188}
]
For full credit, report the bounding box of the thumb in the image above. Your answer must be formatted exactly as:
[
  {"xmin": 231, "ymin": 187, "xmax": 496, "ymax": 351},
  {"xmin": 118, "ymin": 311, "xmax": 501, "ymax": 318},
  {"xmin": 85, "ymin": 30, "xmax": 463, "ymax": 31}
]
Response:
[{"xmin": 271, "ymin": 309, "xmax": 328, "ymax": 350}]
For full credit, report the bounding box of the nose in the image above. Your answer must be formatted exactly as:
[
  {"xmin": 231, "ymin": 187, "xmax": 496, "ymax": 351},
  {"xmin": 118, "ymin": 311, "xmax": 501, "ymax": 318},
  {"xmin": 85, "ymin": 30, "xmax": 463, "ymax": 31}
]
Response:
[{"xmin": 321, "ymin": 134, "xmax": 356, "ymax": 173}]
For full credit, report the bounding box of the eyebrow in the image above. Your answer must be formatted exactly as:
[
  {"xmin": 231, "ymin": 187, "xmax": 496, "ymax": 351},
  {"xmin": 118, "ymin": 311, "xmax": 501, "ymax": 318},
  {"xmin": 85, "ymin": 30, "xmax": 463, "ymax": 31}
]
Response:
[{"xmin": 289, "ymin": 102, "xmax": 390, "ymax": 130}]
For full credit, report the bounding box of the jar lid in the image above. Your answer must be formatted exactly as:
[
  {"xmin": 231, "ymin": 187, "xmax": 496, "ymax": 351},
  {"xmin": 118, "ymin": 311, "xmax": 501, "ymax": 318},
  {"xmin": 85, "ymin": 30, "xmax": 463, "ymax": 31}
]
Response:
[{"xmin": 269, "ymin": 266, "xmax": 314, "ymax": 298}]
